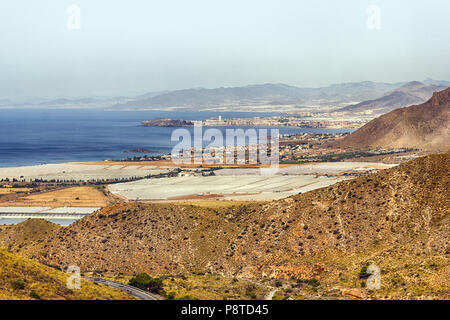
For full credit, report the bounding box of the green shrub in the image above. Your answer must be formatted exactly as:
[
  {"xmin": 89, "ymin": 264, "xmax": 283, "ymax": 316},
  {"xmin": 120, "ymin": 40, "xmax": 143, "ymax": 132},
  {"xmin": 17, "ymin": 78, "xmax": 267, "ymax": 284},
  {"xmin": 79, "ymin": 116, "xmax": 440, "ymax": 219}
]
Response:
[
  {"xmin": 128, "ymin": 273, "xmax": 151, "ymax": 290},
  {"xmin": 245, "ymin": 285, "xmax": 257, "ymax": 299},
  {"xmin": 176, "ymin": 295, "xmax": 198, "ymax": 300},
  {"xmin": 166, "ymin": 291, "xmax": 176, "ymax": 300},
  {"xmin": 358, "ymin": 265, "xmax": 370, "ymax": 279},
  {"xmin": 11, "ymin": 279, "xmax": 25, "ymax": 290},
  {"xmin": 274, "ymin": 279, "xmax": 283, "ymax": 287},
  {"xmin": 308, "ymin": 278, "xmax": 320, "ymax": 287},
  {"xmin": 128, "ymin": 273, "xmax": 164, "ymax": 294},
  {"xmin": 30, "ymin": 290, "xmax": 41, "ymax": 299}
]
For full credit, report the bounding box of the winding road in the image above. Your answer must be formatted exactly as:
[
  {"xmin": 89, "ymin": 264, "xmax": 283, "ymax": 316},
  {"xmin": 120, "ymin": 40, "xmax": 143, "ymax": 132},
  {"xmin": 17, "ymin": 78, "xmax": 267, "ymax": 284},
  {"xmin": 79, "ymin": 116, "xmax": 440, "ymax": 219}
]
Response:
[{"xmin": 85, "ymin": 277, "xmax": 159, "ymax": 300}]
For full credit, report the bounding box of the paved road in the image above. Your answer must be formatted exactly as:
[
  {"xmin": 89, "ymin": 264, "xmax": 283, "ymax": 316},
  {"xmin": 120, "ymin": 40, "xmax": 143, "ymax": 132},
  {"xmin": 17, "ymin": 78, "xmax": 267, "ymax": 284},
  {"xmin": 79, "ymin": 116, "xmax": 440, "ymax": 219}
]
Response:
[
  {"xmin": 85, "ymin": 277, "xmax": 158, "ymax": 300},
  {"xmin": 265, "ymin": 288, "xmax": 278, "ymax": 300}
]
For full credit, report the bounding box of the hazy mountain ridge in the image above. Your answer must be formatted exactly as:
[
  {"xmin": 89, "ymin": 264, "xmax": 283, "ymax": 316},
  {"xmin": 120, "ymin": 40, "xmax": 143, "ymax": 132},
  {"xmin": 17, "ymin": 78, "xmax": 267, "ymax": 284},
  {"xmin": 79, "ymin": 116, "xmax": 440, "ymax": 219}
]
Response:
[
  {"xmin": 423, "ymin": 78, "xmax": 450, "ymax": 87},
  {"xmin": 2, "ymin": 79, "xmax": 448, "ymax": 112},
  {"xmin": 109, "ymin": 81, "xmax": 402, "ymax": 110},
  {"xmin": 337, "ymin": 81, "xmax": 447, "ymax": 115},
  {"xmin": 4, "ymin": 81, "xmax": 400, "ymax": 110}
]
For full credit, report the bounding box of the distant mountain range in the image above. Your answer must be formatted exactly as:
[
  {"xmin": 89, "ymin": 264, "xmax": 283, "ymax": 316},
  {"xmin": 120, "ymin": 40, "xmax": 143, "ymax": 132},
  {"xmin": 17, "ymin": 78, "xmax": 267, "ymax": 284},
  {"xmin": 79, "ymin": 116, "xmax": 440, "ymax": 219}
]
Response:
[
  {"xmin": 0, "ymin": 96, "xmax": 132, "ymax": 108},
  {"xmin": 422, "ymin": 78, "xmax": 450, "ymax": 86},
  {"xmin": 336, "ymin": 81, "xmax": 447, "ymax": 115},
  {"xmin": 0, "ymin": 98, "xmax": 13, "ymax": 105},
  {"xmin": 2, "ymin": 79, "xmax": 449, "ymax": 114},
  {"xmin": 332, "ymin": 87, "xmax": 450, "ymax": 152},
  {"xmin": 109, "ymin": 81, "xmax": 402, "ymax": 110}
]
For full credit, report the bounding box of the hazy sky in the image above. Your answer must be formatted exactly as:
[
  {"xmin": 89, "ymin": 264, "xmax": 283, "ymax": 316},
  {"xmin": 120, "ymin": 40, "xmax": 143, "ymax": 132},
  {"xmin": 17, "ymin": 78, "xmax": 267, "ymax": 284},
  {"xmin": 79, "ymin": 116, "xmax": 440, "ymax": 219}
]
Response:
[{"xmin": 1, "ymin": 0, "xmax": 449, "ymax": 99}]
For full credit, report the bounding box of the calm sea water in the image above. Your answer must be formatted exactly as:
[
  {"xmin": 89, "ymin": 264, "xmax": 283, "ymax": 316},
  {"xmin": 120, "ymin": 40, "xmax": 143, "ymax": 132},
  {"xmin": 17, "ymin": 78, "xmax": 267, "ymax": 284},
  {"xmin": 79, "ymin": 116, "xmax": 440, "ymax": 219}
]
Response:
[{"xmin": 0, "ymin": 109, "xmax": 352, "ymax": 168}]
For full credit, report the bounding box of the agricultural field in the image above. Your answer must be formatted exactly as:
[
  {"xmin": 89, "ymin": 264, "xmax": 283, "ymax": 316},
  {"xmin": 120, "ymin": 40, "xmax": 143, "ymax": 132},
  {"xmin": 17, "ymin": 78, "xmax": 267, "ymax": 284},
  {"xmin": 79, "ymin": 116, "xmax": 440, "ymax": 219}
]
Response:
[
  {"xmin": 214, "ymin": 162, "xmax": 396, "ymax": 175},
  {"xmin": 0, "ymin": 188, "xmax": 32, "ymax": 195},
  {"xmin": 0, "ymin": 163, "xmax": 170, "ymax": 182},
  {"xmin": 0, "ymin": 186, "xmax": 109, "ymax": 208},
  {"xmin": 108, "ymin": 174, "xmax": 349, "ymax": 201}
]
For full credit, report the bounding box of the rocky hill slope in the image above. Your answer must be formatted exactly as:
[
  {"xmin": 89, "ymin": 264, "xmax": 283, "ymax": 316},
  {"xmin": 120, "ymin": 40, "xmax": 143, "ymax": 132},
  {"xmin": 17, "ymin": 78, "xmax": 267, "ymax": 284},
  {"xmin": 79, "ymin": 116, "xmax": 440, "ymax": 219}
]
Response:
[
  {"xmin": 23, "ymin": 153, "xmax": 449, "ymax": 299},
  {"xmin": 331, "ymin": 87, "xmax": 450, "ymax": 152},
  {"xmin": 28, "ymin": 202, "xmax": 246, "ymax": 275},
  {"xmin": 0, "ymin": 219, "xmax": 61, "ymax": 252},
  {"xmin": 219, "ymin": 153, "xmax": 449, "ymax": 279}
]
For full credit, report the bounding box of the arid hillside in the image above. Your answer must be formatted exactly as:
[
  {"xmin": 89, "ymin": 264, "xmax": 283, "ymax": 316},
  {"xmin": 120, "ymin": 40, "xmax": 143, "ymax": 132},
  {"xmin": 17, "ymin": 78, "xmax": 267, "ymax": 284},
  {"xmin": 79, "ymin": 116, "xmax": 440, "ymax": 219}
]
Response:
[
  {"xmin": 0, "ymin": 219, "xmax": 61, "ymax": 252},
  {"xmin": 21, "ymin": 153, "xmax": 449, "ymax": 299},
  {"xmin": 331, "ymin": 87, "xmax": 450, "ymax": 152},
  {"xmin": 218, "ymin": 153, "xmax": 449, "ymax": 279},
  {"xmin": 0, "ymin": 248, "xmax": 133, "ymax": 300},
  {"xmin": 28, "ymin": 202, "xmax": 248, "ymax": 275}
]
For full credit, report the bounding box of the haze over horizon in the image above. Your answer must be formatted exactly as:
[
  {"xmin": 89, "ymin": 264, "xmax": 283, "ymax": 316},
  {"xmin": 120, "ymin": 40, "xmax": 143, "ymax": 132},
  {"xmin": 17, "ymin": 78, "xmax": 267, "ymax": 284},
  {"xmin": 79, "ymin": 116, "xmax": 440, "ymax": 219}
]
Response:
[{"xmin": 1, "ymin": 0, "xmax": 449, "ymax": 99}]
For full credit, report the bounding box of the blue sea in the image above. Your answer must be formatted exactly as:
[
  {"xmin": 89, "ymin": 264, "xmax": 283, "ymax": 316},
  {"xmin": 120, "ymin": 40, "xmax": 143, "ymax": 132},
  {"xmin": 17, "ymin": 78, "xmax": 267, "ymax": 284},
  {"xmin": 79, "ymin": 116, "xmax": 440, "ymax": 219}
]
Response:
[{"xmin": 0, "ymin": 109, "xmax": 353, "ymax": 168}]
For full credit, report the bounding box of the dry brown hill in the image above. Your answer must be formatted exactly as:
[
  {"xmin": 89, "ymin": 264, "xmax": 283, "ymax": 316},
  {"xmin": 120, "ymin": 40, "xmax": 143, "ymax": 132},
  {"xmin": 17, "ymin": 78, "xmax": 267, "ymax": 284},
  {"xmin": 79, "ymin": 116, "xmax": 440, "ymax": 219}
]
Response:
[
  {"xmin": 25, "ymin": 153, "xmax": 449, "ymax": 298},
  {"xmin": 332, "ymin": 87, "xmax": 450, "ymax": 152},
  {"xmin": 28, "ymin": 202, "xmax": 248, "ymax": 275},
  {"xmin": 219, "ymin": 153, "xmax": 449, "ymax": 278},
  {"xmin": 0, "ymin": 219, "xmax": 61, "ymax": 252}
]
